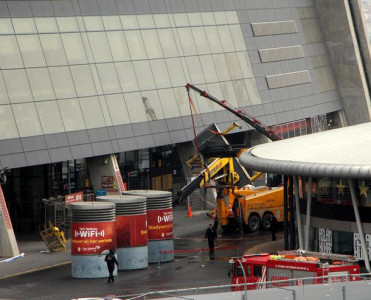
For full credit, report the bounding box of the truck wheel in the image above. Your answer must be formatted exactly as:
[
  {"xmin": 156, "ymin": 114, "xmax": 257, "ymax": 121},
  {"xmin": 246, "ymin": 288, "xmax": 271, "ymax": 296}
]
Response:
[
  {"xmin": 262, "ymin": 214, "xmax": 271, "ymax": 230},
  {"xmin": 248, "ymin": 215, "xmax": 261, "ymax": 232}
]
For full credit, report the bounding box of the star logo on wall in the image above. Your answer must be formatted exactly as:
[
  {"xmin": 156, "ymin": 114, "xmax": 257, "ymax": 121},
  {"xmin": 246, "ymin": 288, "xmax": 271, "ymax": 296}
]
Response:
[
  {"xmin": 336, "ymin": 179, "xmax": 346, "ymax": 195},
  {"xmin": 359, "ymin": 181, "xmax": 369, "ymax": 197}
]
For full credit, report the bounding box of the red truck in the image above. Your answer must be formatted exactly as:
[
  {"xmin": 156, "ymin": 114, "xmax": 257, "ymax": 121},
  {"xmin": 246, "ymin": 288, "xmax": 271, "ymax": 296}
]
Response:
[{"xmin": 230, "ymin": 250, "xmax": 361, "ymax": 290}]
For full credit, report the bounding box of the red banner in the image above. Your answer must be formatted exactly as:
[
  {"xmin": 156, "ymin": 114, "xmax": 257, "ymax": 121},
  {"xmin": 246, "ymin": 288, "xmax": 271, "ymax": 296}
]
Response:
[
  {"xmin": 0, "ymin": 185, "xmax": 12, "ymax": 230},
  {"xmin": 65, "ymin": 191, "xmax": 83, "ymax": 205},
  {"xmin": 71, "ymin": 221, "xmax": 115, "ymax": 255},
  {"xmin": 116, "ymin": 215, "xmax": 148, "ymax": 247},
  {"xmin": 147, "ymin": 208, "xmax": 173, "ymax": 240}
]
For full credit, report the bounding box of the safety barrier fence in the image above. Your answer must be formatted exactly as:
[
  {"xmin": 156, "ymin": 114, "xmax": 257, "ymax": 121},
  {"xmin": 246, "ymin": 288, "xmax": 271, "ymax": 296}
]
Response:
[
  {"xmin": 157, "ymin": 246, "xmax": 239, "ymax": 268},
  {"xmin": 123, "ymin": 272, "xmax": 371, "ymax": 300}
]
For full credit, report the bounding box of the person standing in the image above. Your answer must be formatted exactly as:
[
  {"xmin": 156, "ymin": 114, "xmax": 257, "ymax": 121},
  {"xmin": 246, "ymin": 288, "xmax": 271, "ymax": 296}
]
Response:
[
  {"xmin": 105, "ymin": 249, "xmax": 119, "ymax": 283},
  {"xmin": 205, "ymin": 223, "xmax": 217, "ymax": 255},
  {"xmin": 269, "ymin": 214, "xmax": 278, "ymax": 241}
]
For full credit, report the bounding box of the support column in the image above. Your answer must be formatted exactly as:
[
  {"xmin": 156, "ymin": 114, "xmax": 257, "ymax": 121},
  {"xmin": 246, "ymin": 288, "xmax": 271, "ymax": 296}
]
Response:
[
  {"xmin": 304, "ymin": 177, "xmax": 313, "ymax": 251},
  {"xmin": 348, "ymin": 179, "xmax": 370, "ymax": 271},
  {"xmin": 293, "ymin": 176, "xmax": 304, "ymax": 249}
]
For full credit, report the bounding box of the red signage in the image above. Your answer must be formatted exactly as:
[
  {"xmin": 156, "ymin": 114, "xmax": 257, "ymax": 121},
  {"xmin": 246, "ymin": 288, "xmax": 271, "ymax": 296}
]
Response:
[
  {"xmin": 71, "ymin": 221, "xmax": 115, "ymax": 255},
  {"xmin": 65, "ymin": 191, "xmax": 83, "ymax": 205},
  {"xmin": 116, "ymin": 215, "xmax": 148, "ymax": 248},
  {"xmin": 147, "ymin": 208, "xmax": 173, "ymax": 240},
  {"xmin": 0, "ymin": 185, "xmax": 12, "ymax": 230}
]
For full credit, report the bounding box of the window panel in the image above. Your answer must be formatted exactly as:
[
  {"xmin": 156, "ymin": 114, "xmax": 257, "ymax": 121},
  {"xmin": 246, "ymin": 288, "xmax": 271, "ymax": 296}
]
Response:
[
  {"xmin": 88, "ymin": 32, "xmax": 113, "ymax": 63},
  {"xmin": 115, "ymin": 62, "xmax": 139, "ymax": 92},
  {"xmin": 105, "ymin": 94, "xmax": 130, "ymax": 125},
  {"xmin": 0, "ymin": 73, "xmax": 9, "ymax": 104},
  {"xmin": 76, "ymin": 16, "xmax": 86, "ymax": 31},
  {"xmin": 225, "ymin": 52, "xmax": 243, "ymax": 80},
  {"xmin": 61, "ymin": 33, "xmax": 88, "ymax": 65},
  {"xmin": 220, "ymin": 81, "xmax": 239, "ymax": 107},
  {"xmin": 49, "ymin": 66, "xmax": 77, "ymax": 99},
  {"xmin": 80, "ymin": 33, "xmax": 94, "ymax": 63},
  {"xmin": 89, "ymin": 65, "xmax": 103, "ymax": 95},
  {"xmin": 83, "ymin": 16, "xmax": 104, "ymax": 31},
  {"xmin": 12, "ymin": 18, "xmax": 36, "ymax": 34},
  {"xmin": 70, "ymin": 65, "xmax": 96, "ymax": 97},
  {"xmin": 27, "ymin": 68, "xmax": 55, "ymax": 101},
  {"xmin": 141, "ymin": 30, "xmax": 163, "ymax": 59},
  {"xmin": 226, "ymin": 11, "xmax": 239, "ymax": 24},
  {"xmin": 0, "ymin": 19, "xmax": 14, "ymax": 34},
  {"xmin": 3, "ymin": 69, "xmax": 33, "ymax": 103},
  {"xmin": 58, "ymin": 98, "xmax": 86, "ymax": 131},
  {"xmin": 120, "ymin": 15, "xmax": 139, "ymax": 29},
  {"xmin": 98, "ymin": 96, "xmax": 112, "ymax": 126},
  {"xmin": 153, "ymin": 14, "xmax": 171, "ymax": 28},
  {"xmin": 17, "ymin": 35, "xmax": 46, "ymax": 67},
  {"xmin": 214, "ymin": 12, "xmax": 228, "ymax": 24},
  {"xmin": 157, "ymin": 29, "xmax": 178, "ymax": 57},
  {"xmin": 56, "ymin": 17, "xmax": 79, "ymax": 32},
  {"xmin": 149, "ymin": 59, "xmax": 171, "ymax": 89},
  {"xmin": 237, "ymin": 52, "xmax": 254, "ymax": 78},
  {"xmin": 206, "ymin": 82, "xmax": 226, "ymax": 111},
  {"xmin": 191, "ymin": 27, "xmax": 211, "ymax": 55},
  {"xmin": 218, "ymin": 25, "xmax": 235, "ymax": 52},
  {"xmin": 13, "ymin": 103, "xmax": 43, "ymax": 137},
  {"xmin": 97, "ymin": 63, "xmax": 121, "ymax": 94},
  {"xmin": 133, "ymin": 60, "xmax": 156, "ymax": 90},
  {"xmin": 138, "ymin": 15, "xmax": 155, "ymax": 29},
  {"xmin": 124, "ymin": 92, "xmax": 148, "ymax": 123},
  {"xmin": 177, "ymin": 27, "xmax": 197, "ymax": 56},
  {"xmin": 174, "ymin": 87, "xmax": 191, "ymax": 116},
  {"xmin": 193, "ymin": 86, "xmax": 213, "ymax": 113},
  {"xmin": 205, "ymin": 27, "xmax": 223, "ymax": 53},
  {"xmin": 174, "ymin": 13, "xmax": 189, "ymax": 27},
  {"xmin": 0, "ymin": 105, "xmax": 18, "ymax": 139},
  {"xmin": 106, "ymin": 31, "xmax": 131, "ymax": 61},
  {"xmin": 245, "ymin": 78, "xmax": 262, "ymax": 105},
  {"xmin": 165, "ymin": 58, "xmax": 186, "ymax": 87},
  {"xmin": 230, "ymin": 25, "xmax": 246, "ymax": 51},
  {"xmin": 141, "ymin": 90, "xmax": 164, "ymax": 121},
  {"xmin": 200, "ymin": 55, "xmax": 218, "ymax": 83},
  {"xmin": 124, "ymin": 31, "xmax": 147, "ymax": 60},
  {"xmin": 185, "ymin": 56, "xmax": 206, "ymax": 84},
  {"xmin": 188, "ymin": 13, "xmax": 203, "ymax": 26},
  {"xmin": 157, "ymin": 89, "xmax": 180, "ymax": 118},
  {"xmin": 36, "ymin": 101, "xmax": 64, "ymax": 134},
  {"xmin": 233, "ymin": 79, "xmax": 251, "ymax": 107},
  {"xmin": 201, "ymin": 12, "xmax": 216, "ymax": 25},
  {"xmin": 0, "ymin": 36, "xmax": 24, "ymax": 69},
  {"xmin": 79, "ymin": 96, "xmax": 105, "ymax": 129},
  {"xmin": 102, "ymin": 16, "xmax": 122, "ymax": 30},
  {"xmin": 213, "ymin": 54, "xmax": 231, "ymax": 81},
  {"xmin": 35, "ymin": 18, "xmax": 58, "ymax": 33},
  {"xmin": 39, "ymin": 34, "xmax": 68, "ymax": 66}
]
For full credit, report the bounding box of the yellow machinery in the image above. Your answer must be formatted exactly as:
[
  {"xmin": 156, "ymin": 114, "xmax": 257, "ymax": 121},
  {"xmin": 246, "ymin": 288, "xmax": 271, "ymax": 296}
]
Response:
[{"xmin": 39, "ymin": 221, "xmax": 66, "ymax": 252}]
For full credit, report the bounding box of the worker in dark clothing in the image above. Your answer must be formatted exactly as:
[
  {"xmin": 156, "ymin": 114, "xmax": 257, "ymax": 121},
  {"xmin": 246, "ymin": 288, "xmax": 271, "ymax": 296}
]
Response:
[
  {"xmin": 269, "ymin": 214, "xmax": 278, "ymax": 241},
  {"xmin": 105, "ymin": 249, "xmax": 119, "ymax": 283},
  {"xmin": 205, "ymin": 223, "xmax": 217, "ymax": 255}
]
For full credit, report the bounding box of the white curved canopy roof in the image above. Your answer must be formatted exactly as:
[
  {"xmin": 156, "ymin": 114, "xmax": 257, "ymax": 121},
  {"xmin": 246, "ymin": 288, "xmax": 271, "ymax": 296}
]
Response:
[{"xmin": 239, "ymin": 122, "xmax": 371, "ymax": 179}]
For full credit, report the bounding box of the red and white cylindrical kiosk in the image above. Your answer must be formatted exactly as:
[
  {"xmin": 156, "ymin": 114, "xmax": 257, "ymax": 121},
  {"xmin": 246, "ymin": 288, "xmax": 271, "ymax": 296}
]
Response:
[
  {"xmin": 122, "ymin": 190, "xmax": 174, "ymax": 263},
  {"xmin": 97, "ymin": 195, "xmax": 148, "ymax": 270},
  {"xmin": 70, "ymin": 202, "xmax": 116, "ymax": 278}
]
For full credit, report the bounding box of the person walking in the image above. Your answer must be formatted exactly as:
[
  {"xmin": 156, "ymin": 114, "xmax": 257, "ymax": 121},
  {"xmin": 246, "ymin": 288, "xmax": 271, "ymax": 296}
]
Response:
[
  {"xmin": 105, "ymin": 249, "xmax": 119, "ymax": 283},
  {"xmin": 269, "ymin": 214, "xmax": 278, "ymax": 241},
  {"xmin": 205, "ymin": 223, "xmax": 217, "ymax": 255}
]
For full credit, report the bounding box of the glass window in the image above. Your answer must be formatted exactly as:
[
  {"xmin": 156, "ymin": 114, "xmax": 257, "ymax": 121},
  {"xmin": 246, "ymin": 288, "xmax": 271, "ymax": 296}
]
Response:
[
  {"xmin": 141, "ymin": 90, "xmax": 164, "ymax": 121},
  {"xmin": 56, "ymin": 17, "xmax": 79, "ymax": 32},
  {"xmin": 76, "ymin": 16, "xmax": 86, "ymax": 31},
  {"xmin": 17, "ymin": 35, "xmax": 46, "ymax": 67},
  {"xmin": 120, "ymin": 15, "xmax": 139, "ymax": 29},
  {"xmin": 174, "ymin": 86, "xmax": 192, "ymax": 116},
  {"xmin": 245, "ymin": 78, "xmax": 262, "ymax": 105},
  {"xmin": 79, "ymin": 96, "xmax": 105, "ymax": 129},
  {"xmin": 237, "ymin": 52, "xmax": 254, "ymax": 78},
  {"xmin": 27, "ymin": 68, "xmax": 55, "ymax": 101},
  {"xmin": 138, "ymin": 15, "xmax": 155, "ymax": 29},
  {"xmin": 49, "ymin": 66, "xmax": 77, "ymax": 99},
  {"xmin": 83, "ymin": 16, "xmax": 104, "ymax": 31},
  {"xmin": 0, "ymin": 73, "xmax": 9, "ymax": 105},
  {"xmin": 185, "ymin": 56, "xmax": 206, "ymax": 84},
  {"xmin": 226, "ymin": 11, "xmax": 239, "ymax": 24},
  {"xmin": 115, "ymin": 62, "xmax": 139, "ymax": 92},
  {"xmin": 200, "ymin": 55, "xmax": 218, "ymax": 83},
  {"xmin": 0, "ymin": 19, "xmax": 14, "ymax": 34},
  {"xmin": 105, "ymin": 94, "xmax": 130, "ymax": 125},
  {"xmin": 88, "ymin": 32, "xmax": 113, "ymax": 63},
  {"xmin": 191, "ymin": 27, "xmax": 211, "ymax": 55},
  {"xmin": 141, "ymin": 30, "xmax": 163, "ymax": 59},
  {"xmin": 157, "ymin": 89, "xmax": 180, "ymax": 118},
  {"xmin": 88, "ymin": 64, "xmax": 103, "ymax": 95},
  {"xmin": 12, "ymin": 18, "xmax": 36, "ymax": 34},
  {"xmin": 61, "ymin": 33, "xmax": 88, "ymax": 65},
  {"xmin": 0, "ymin": 36, "xmax": 24, "ymax": 69},
  {"xmin": 177, "ymin": 27, "xmax": 197, "ymax": 56},
  {"xmin": 205, "ymin": 27, "xmax": 223, "ymax": 53},
  {"xmin": 218, "ymin": 25, "xmax": 235, "ymax": 52},
  {"xmin": 233, "ymin": 79, "xmax": 251, "ymax": 107},
  {"xmin": 102, "ymin": 16, "xmax": 122, "ymax": 30},
  {"xmin": 225, "ymin": 53, "xmax": 243, "ymax": 80},
  {"xmin": 106, "ymin": 31, "xmax": 131, "ymax": 61},
  {"xmin": 201, "ymin": 12, "xmax": 216, "ymax": 25},
  {"xmin": 157, "ymin": 29, "xmax": 179, "ymax": 57},
  {"xmin": 214, "ymin": 12, "xmax": 228, "ymax": 24},
  {"xmin": 0, "ymin": 105, "xmax": 18, "ymax": 139},
  {"xmin": 3, "ymin": 69, "xmax": 32, "ymax": 103},
  {"xmin": 36, "ymin": 101, "xmax": 64, "ymax": 134},
  {"xmin": 206, "ymin": 83, "xmax": 226, "ymax": 111},
  {"xmin": 124, "ymin": 31, "xmax": 147, "ymax": 60},
  {"xmin": 220, "ymin": 81, "xmax": 238, "ymax": 107},
  {"xmin": 165, "ymin": 58, "xmax": 186, "ymax": 87},
  {"xmin": 39, "ymin": 34, "xmax": 68, "ymax": 66},
  {"xmin": 213, "ymin": 54, "xmax": 231, "ymax": 81},
  {"xmin": 35, "ymin": 18, "xmax": 58, "ymax": 33},
  {"xmin": 58, "ymin": 98, "xmax": 86, "ymax": 131},
  {"xmin": 153, "ymin": 14, "xmax": 171, "ymax": 28},
  {"xmin": 230, "ymin": 25, "xmax": 246, "ymax": 51},
  {"xmin": 80, "ymin": 32, "xmax": 94, "ymax": 63},
  {"xmin": 188, "ymin": 13, "xmax": 203, "ymax": 26},
  {"xmin": 174, "ymin": 13, "xmax": 189, "ymax": 27},
  {"xmin": 149, "ymin": 59, "xmax": 171, "ymax": 89},
  {"xmin": 193, "ymin": 86, "xmax": 213, "ymax": 113},
  {"xmin": 12, "ymin": 103, "xmax": 43, "ymax": 137},
  {"xmin": 70, "ymin": 65, "xmax": 96, "ymax": 97},
  {"xmin": 133, "ymin": 60, "xmax": 156, "ymax": 90},
  {"xmin": 98, "ymin": 96, "xmax": 112, "ymax": 126},
  {"xmin": 124, "ymin": 92, "xmax": 148, "ymax": 123},
  {"xmin": 96, "ymin": 63, "xmax": 121, "ymax": 94}
]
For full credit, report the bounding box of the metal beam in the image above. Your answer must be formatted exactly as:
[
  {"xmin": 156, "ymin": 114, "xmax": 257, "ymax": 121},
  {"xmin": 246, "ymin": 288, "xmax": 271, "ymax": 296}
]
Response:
[
  {"xmin": 304, "ymin": 177, "xmax": 313, "ymax": 250},
  {"xmin": 293, "ymin": 176, "xmax": 304, "ymax": 249}
]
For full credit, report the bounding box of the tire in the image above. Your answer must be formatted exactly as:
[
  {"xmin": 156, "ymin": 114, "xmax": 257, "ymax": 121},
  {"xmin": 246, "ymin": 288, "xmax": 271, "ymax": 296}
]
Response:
[
  {"xmin": 262, "ymin": 214, "xmax": 271, "ymax": 230},
  {"xmin": 248, "ymin": 214, "xmax": 261, "ymax": 232}
]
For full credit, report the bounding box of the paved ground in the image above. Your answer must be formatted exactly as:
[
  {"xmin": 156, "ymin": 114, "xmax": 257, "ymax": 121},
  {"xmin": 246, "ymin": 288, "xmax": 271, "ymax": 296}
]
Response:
[{"xmin": 0, "ymin": 205, "xmax": 284, "ymax": 300}]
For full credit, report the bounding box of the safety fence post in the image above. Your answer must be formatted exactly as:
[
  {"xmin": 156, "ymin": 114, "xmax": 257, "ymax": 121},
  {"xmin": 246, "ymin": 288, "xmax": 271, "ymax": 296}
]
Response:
[
  {"xmin": 201, "ymin": 250, "xmax": 205, "ymax": 267},
  {"xmin": 157, "ymin": 251, "xmax": 162, "ymax": 269}
]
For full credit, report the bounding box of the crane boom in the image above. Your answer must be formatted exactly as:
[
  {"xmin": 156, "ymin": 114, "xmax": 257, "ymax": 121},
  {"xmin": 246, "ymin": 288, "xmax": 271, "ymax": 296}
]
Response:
[{"xmin": 185, "ymin": 83, "xmax": 282, "ymax": 142}]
